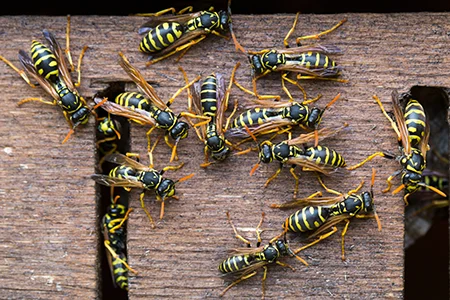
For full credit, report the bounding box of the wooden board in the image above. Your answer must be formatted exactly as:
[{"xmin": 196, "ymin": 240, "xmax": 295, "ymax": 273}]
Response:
[{"xmin": 0, "ymin": 12, "xmax": 448, "ymax": 299}]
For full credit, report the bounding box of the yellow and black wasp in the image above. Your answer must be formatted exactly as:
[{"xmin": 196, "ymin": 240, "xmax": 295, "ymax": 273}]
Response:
[
  {"xmin": 246, "ymin": 124, "xmax": 348, "ymax": 197},
  {"xmin": 218, "ymin": 212, "xmax": 307, "ymax": 298},
  {"xmin": 228, "ymin": 77, "xmax": 341, "ymax": 146},
  {"xmin": 96, "ymin": 112, "xmax": 124, "ymax": 172},
  {"xmin": 136, "ymin": 0, "xmax": 243, "ymax": 65},
  {"xmin": 102, "ymin": 196, "xmax": 137, "ymax": 291},
  {"xmin": 347, "ymin": 91, "xmax": 447, "ymax": 204},
  {"xmin": 92, "ymin": 153, "xmax": 194, "ymax": 228},
  {"xmin": 94, "ymin": 52, "xmax": 208, "ymax": 164},
  {"xmin": 233, "ymin": 12, "xmax": 348, "ymax": 99},
  {"xmin": 179, "ymin": 63, "xmax": 240, "ymax": 167},
  {"xmin": 271, "ymin": 168, "xmax": 382, "ymax": 261},
  {"xmin": 0, "ymin": 15, "xmax": 101, "ymax": 143}
]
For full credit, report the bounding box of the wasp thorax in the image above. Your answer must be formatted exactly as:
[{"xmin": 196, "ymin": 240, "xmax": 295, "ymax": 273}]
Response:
[
  {"xmin": 361, "ymin": 192, "xmax": 374, "ymax": 213},
  {"xmin": 403, "ymin": 171, "xmax": 422, "ymax": 186},
  {"xmin": 249, "ymin": 55, "xmax": 264, "ymax": 75}
]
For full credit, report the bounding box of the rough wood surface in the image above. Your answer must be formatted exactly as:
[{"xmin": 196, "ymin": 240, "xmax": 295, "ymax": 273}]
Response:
[{"xmin": 0, "ymin": 13, "xmax": 448, "ymax": 299}]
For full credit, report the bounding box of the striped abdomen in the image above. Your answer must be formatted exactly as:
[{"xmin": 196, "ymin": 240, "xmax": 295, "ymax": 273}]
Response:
[
  {"xmin": 200, "ymin": 75, "xmax": 219, "ymax": 118},
  {"xmin": 30, "ymin": 40, "xmax": 60, "ymax": 83},
  {"xmin": 284, "ymin": 206, "xmax": 331, "ymax": 233},
  {"xmin": 139, "ymin": 22, "xmax": 184, "ymax": 53},
  {"xmin": 111, "ymin": 252, "xmax": 130, "ymax": 291},
  {"xmin": 303, "ymin": 145, "xmax": 346, "ymax": 167},
  {"xmin": 231, "ymin": 108, "xmax": 281, "ymax": 128},
  {"xmin": 109, "ymin": 166, "xmax": 137, "ymax": 180},
  {"xmin": 422, "ymin": 175, "xmax": 448, "ymax": 191},
  {"xmin": 114, "ymin": 92, "xmax": 151, "ymax": 111},
  {"xmin": 404, "ymin": 99, "xmax": 426, "ymax": 147},
  {"xmin": 218, "ymin": 254, "xmax": 255, "ymax": 274},
  {"xmin": 289, "ymin": 52, "xmax": 338, "ymax": 71}
]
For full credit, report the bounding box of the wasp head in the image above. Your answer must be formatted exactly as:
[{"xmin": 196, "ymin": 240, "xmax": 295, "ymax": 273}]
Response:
[
  {"xmin": 258, "ymin": 141, "xmax": 274, "ymax": 163},
  {"xmin": 170, "ymin": 121, "xmax": 189, "ymax": 140},
  {"xmin": 155, "ymin": 178, "xmax": 176, "ymax": 201},
  {"xmin": 402, "ymin": 171, "xmax": 422, "ymax": 193}
]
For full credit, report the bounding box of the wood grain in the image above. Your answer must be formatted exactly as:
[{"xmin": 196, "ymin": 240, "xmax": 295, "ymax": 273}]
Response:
[{"xmin": 0, "ymin": 13, "xmax": 448, "ymax": 299}]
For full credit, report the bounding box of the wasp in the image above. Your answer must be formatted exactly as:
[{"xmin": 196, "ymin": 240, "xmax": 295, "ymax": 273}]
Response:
[
  {"xmin": 0, "ymin": 15, "xmax": 102, "ymax": 143},
  {"xmin": 246, "ymin": 124, "xmax": 348, "ymax": 197},
  {"xmin": 347, "ymin": 91, "xmax": 447, "ymax": 204},
  {"xmin": 102, "ymin": 196, "xmax": 137, "ymax": 290},
  {"xmin": 96, "ymin": 112, "xmax": 124, "ymax": 172},
  {"xmin": 232, "ymin": 13, "xmax": 347, "ymax": 99},
  {"xmin": 271, "ymin": 168, "xmax": 382, "ymax": 261},
  {"xmin": 136, "ymin": 0, "xmax": 243, "ymax": 65},
  {"xmin": 94, "ymin": 52, "xmax": 209, "ymax": 164},
  {"xmin": 92, "ymin": 153, "xmax": 194, "ymax": 228},
  {"xmin": 228, "ymin": 77, "xmax": 341, "ymax": 146},
  {"xmin": 218, "ymin": 212, "xmax": 307, "ymax": 298},
  {"xmin": 179, "ymin": 63, "xmax": 240, "ymax": 167}
]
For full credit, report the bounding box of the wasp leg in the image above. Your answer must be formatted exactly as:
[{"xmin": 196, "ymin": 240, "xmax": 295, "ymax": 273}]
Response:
[
  {"xmin": 340, "ymin": 219, "xmax": 351, "ymax": 261},
  {"xmin": 97, "ymin": 136, "xmax": 118, "ymax": 172},
  {"xmin": 293, "ymin": 226, "xmax": 338, "ymax": 254},
  {"xmin": 317, "ymin": 175, "xmax": 343, "ymax": 196},
  {"xmin": 296, "ymin": 74, "xmax": 349, "ymax": 83},
  {"xmin": 200, "ymin": 145, "xmax": 212, "ymax": 168},
  {"xmin": 219, "ymin": 271, "xmax": 258, "ymax": 297},
  {"xmin": 74, "ymin": 46, "xmax": 89, "ymax": 88},
  {"xmin": 283, "ymin": 12, "xmax": 301, "ymax": 47},
  {"xmin": 17, "ymin": 97, "xmax": 58, "ymax": 107},
  {"xmin": 234, "ymin": 77, "xmax": 280, "ymax": 100},
  {"xmin": 264, "ymin": 163, "xmax": 283, "ymax": 189},
  {"xmin": 296, "ymin": 18, "xmax": 347, "ymax": 45},
  {"xmin": 383, "ymin": 169, "xmax": 402, "ymax": 193},
  {"xmin": 0, "ymin": 55, "xmax": 36, "ymax": 87},
  {"xmin": 373, "ymin": 95, "xmax": 401, "ymax": 141},
  {"xmin": 139, "ymin": 191, "xmax": 155, "ymax": 228},
  {"xmin": 346, "ymin": 151, "xmax": 389, "ymax": 170},
  {"xmin": 135, "ymin": 6, "xmax": 193, "ymax": 17},
  {"xmin": 109, "ymin": 208, "xmax": 134, "ymax": 233},
  {"xmin": 226, "ymin": 211, "xmax": 252, "ymax": 246},
  {"xmin": 160, "ymin": 162, "xmax": 184, "ymax": 174},
  {"xmin": 104, "ymin": 240, "xmax": 138, "ymax": 274},
  {"xmin": 289, "ymin": 166, "xmax": 300, "ymax": 198}
]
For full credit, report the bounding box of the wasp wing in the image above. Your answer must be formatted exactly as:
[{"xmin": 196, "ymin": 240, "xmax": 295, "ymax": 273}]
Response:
[
  {"xmin": 91, "ymin": 174, "xmax": 145, "ymax": 189},
  {"xmin": 285, "ymin": 155, "xmax": 346, "ymax": 175},
  {"xmin": 391, "ymin": 90, "xmax": 411, "ymax": 154},
  {"xmin": 94, "ymin": 97, "xmax": 157, "ymax": 127},
  {"xmin": 215, "ymin": 72, "xmax": 228, "ymax": 136},
  {"xmin": 18, "ymin": 50, "xmax": 61, "ymax": 101},
  {"xmin": 271, "ymin": 44, "xmax": 343, "ymax": 55},
  {"xmin": 138, "ymin": 11, "xmax": 203, "ymax": 33},
  {"xmin": 118, "ymin": 53, "xmax": 167, "ymax": 111},
  {"xmin": 103, "ymin": 153, "xmax": 154, "ymax": 172},
  {"xmin": 42, "ymin": 29, "xmax": 77, "ymax": 92},
  {"xmin": 288, "ymin": 124, "xmax": 348, "ymax": 146}
]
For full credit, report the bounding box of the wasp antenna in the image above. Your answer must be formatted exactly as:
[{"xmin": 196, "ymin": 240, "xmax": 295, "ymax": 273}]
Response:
[
  {"xmin": 62, "ymin": 128, "xmax": 75, "ymax": 144},
  {"xmin": 418, "ymin": 183, "xmax": 447, "ymax": 198},
  {"xmin": 324, "ymin": 92, "xmax": 341, "ymax": 109},
  {"xmin": 249, "ymin": 162, "xmax": 260, "ymax": 176},
  {"xmin": 374, "ymin": 211, "xmax": 382, "ymax": 232},
  {"xmin": 176, "ymin": 173, "xmax": 195, "ymax": 184}
]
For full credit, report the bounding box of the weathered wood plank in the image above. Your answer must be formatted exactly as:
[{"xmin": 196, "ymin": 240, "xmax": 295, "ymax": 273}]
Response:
[{"xmin": 0, "ymin": 12, "xmax": 448, "ymax": 299}]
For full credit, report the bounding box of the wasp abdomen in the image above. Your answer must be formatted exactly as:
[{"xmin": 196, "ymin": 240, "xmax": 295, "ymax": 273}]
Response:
[
  {"xmin": 115, "ymin": 92, "xmax": 151, "ymax": 111},
  {"xmin": 284, "ymin": 206, "xmax": 331, "ymax": 233},
  {"xmin": 139, "ymin": 22, "xmax": 184, "ymax": 53},
  {"xmin": 404, "ymin": 99, "xmax": 426, "ymax": 147},
  {"xmin": 304, "ymin": 145, "xmax": 346, "ymax": 167}
]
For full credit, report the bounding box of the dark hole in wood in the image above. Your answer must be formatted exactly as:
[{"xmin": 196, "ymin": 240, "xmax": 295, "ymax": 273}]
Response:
[
  {"xmin": 403, "ymin": 86, "xmax": 449, "ymax": 299},
  {"xmin": 94, "ymin": 82, "xmax": 131, "ymax": 300}
]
